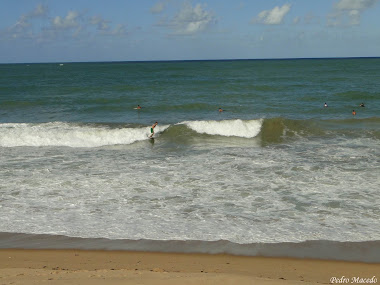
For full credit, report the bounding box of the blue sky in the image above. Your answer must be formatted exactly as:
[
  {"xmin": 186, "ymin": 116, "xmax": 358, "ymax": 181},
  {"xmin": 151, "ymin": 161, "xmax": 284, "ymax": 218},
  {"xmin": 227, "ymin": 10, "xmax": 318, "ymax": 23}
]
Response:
[{"xmin": 1, "ymin": 0, "xmax": 380, "ymax": 63}]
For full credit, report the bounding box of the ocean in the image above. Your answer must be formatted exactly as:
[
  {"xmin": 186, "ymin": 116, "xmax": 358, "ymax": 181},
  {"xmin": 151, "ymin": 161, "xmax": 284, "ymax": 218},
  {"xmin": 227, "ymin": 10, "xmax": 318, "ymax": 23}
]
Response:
[{"xmin": 1, "ymin": 58, "xmax": 379, "ymax": 262}]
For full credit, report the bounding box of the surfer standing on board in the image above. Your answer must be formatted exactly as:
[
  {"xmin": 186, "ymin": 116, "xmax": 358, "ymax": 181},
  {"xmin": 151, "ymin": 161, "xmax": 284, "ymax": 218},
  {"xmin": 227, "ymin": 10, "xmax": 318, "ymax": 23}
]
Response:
[{"xmin": 150, "ymin": 122, "xmax": 158, "ymax": 138}]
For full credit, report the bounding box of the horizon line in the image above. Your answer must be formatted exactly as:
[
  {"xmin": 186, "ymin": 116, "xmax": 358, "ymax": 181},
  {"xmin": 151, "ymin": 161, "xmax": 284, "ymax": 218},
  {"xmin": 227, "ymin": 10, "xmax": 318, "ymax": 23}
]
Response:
[{"xmin": 1, "ymin": 56, "xmax": 379, "ymax": 65}]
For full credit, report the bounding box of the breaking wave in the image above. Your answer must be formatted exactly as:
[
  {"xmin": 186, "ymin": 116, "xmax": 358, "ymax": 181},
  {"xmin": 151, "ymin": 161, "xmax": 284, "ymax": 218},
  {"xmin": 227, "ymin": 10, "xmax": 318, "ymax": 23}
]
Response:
[
  {"xmin": 1, "ymin": 117, "xmax": 378, "ymax": 148},
  {"xmin": 0, "ymin": 122, "xmax": 168, "ymax": 148},
  {"xmin": 182, "ymin": 119, "xmax": 263, "ymax": 138}
]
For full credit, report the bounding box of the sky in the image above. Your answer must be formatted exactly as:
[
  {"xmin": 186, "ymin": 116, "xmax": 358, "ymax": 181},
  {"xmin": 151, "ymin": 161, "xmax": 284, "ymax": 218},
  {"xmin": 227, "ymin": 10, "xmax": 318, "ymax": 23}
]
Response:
[{"xmin": 1, "ymin": 0, "xmax": 380, "ymax": 63}]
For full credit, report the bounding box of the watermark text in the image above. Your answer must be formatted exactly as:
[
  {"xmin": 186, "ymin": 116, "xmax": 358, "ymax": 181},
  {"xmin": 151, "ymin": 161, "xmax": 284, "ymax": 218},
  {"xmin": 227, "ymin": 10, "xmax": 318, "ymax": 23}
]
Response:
[{"xmin": 330, "ymin": 276, "xmax": 377, "ymax": 284}]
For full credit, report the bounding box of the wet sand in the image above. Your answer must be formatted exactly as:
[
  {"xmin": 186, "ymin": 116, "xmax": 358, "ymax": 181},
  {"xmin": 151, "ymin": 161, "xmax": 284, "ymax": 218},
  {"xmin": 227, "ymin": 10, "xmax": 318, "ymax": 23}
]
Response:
[{"xmin": 0, "ymin": 249, "xmax": 379, "ymax": 284}]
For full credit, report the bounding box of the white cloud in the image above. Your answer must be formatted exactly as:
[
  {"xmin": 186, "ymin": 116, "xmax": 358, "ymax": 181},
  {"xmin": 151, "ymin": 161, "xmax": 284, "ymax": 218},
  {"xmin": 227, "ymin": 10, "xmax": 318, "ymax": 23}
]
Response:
[
  {"xmin": 3, "ymin": 4, "xmax": 48, "ymax": 39},
  {"xmin": 169, "ymin": 2, "xmax": 216, "ymax": 35},
  {"xmin": 89, "ymin": 16, "xmax": 127, "ymax": 36},
  {"xmin": 90, "ymin": 16, "xmax": 110, "ymax": 31},
  {"xmin": 109, "ymin": 24, "xmax": 128, "ymax": 36},
  {"xmin": 1, "ymin": 4, "xmax": 128, "ymax": 42},
  {"xmin": 30, "ymin": 4, "xmax": 48, "ymax": 17},
  {"xmin": 52, "ymin": 11, "xmax": 80, "ymax": 29},
  {"xmin": 252, "ymin": 4, "xmax": 291, "ymax": 25},
  {"xmin": 13, "ymin": 15, "xmax": 31, "ymax": 31},
  {"xmin": 328, "ymin": 0, "xmax": 379, "ymax": 26}
]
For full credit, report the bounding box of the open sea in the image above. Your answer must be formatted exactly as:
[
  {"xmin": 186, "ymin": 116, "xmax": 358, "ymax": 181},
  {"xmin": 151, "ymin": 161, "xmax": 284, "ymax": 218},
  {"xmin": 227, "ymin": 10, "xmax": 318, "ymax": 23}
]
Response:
[{"xmin": 0, "ymin": 58, "xmax": 379, "ymax": 262}]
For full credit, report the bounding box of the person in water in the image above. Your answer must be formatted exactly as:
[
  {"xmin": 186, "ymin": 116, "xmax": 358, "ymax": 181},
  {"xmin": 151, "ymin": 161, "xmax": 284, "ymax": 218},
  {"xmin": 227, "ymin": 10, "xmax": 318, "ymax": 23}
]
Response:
[
  {"xmin": 150, "ymin": 122, "xmax": 158, "ymax": 138},
  {"xmin": 359, "ymin": 103, "xmax": 365, "ymax": 107},
  {"xmin": 324, "ymin": 102, "xmax": 328, "ymax": 107},
  {"xmin": 218, "ymin": 107, "xmax": 224, "ymax": 112},
  {"xmin": 352, "ymin": 110, "xmax": 356, "ymax": 116}
]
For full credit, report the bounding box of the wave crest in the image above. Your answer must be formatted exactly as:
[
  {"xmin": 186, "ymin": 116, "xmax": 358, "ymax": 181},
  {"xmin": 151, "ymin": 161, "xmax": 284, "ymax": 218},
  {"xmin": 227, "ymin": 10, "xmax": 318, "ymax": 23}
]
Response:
[
  {"xmin": 182, "ymin": 119, "xmax": 263, "ymax": 138},
  {"xmin": 1, "ymin": 117, "xmax": 378, "ymax": 148},
  {"xmin": 0, "ymin": 122, "xmax": 167, "ymax": 147}
]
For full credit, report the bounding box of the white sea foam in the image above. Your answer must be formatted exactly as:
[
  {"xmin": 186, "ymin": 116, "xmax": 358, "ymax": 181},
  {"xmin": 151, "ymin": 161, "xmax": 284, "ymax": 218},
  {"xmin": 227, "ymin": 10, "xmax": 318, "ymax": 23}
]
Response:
[
  {"xmin": 1, "ymin": 135, "xmax": 379, "ymax": 245},
  {"xmin": 0, "ymin": 122, "xmax": 379, "ymax": 247},
  {"xmin": 0, "ymin": 122, "xmax": 168, "ymax": 147},
  {"xmin": 182, "ymin": 119, "xmax": 263, "ymax": 138}
]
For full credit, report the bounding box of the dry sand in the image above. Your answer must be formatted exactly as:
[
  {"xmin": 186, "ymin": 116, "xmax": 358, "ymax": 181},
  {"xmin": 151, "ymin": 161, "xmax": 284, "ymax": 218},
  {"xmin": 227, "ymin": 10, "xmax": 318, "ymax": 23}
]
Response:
[{"xmin": 0, "ymin": 249, "xmax": 379, "ymax": 284}]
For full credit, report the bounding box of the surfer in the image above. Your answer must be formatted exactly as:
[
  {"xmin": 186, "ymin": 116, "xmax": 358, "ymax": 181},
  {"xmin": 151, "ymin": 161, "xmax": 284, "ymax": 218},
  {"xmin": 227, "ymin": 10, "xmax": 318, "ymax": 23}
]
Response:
[
  {"xmin": 150, "ymin": 122, "xmax": 158, "ymax": 138},
  {"xmin": 359, "ymin": 103, "xmax": 365, "ymax": 107},
  {"xmin": 136, "ymin": 105, "xmax": 142, "ymax": 109},
  {"xmin": 352, "ymin": 110, "xmax": 356, "ymax": 116}
]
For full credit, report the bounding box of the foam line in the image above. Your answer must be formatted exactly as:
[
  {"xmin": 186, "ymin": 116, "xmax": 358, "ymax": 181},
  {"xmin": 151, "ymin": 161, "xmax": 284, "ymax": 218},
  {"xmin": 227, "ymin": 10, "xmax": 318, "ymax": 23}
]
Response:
[{"xmin": 0, "ymin": 233, "xmax": 379, "ymax": 263}]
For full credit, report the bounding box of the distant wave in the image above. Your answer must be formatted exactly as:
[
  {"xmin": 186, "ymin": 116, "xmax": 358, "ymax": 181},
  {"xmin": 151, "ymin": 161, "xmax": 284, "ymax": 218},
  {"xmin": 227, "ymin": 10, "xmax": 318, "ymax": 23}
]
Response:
[{"xmin": 1, "ymin": 118, "xmax": 379, "ymax": 148}]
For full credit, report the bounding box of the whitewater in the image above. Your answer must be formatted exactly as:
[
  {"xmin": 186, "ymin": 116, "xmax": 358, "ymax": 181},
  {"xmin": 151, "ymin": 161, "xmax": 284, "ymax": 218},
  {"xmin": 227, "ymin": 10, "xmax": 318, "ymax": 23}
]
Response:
[
  {"xmin": 0, "ymin": 120, "xmax": 262, "ymax": 147},
  {"xmin": 1, "ymin": 118, "xmax": 379, "ymax": 244}
]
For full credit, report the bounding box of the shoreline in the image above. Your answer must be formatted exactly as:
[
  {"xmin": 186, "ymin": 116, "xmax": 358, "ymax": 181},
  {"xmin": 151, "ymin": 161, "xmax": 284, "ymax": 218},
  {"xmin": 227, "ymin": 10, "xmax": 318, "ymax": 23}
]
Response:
[
  {"xmin": 1, "ymin": 232, "xmax": 380, "ymax": 263},
  {"xmin": 1, "ymin": 249, "xmax": 379, "ymax": 285}
]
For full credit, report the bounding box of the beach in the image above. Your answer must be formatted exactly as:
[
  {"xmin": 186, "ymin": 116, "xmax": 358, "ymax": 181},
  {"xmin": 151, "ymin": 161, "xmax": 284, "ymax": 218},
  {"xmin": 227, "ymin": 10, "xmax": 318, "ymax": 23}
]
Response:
[{"xmin": 1, "ymin": 249, "xmax": 379, "ymax": 284}]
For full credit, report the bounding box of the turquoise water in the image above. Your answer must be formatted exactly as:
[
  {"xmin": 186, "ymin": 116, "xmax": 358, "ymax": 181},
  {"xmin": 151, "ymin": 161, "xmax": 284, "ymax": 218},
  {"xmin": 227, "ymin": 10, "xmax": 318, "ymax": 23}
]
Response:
[{"xmin": 0, "ymin": 58, "xmax": 379, "ymax": 260}]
